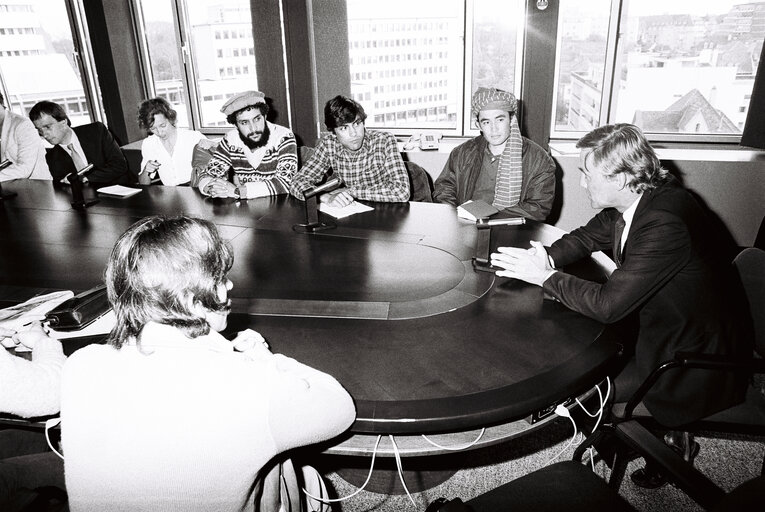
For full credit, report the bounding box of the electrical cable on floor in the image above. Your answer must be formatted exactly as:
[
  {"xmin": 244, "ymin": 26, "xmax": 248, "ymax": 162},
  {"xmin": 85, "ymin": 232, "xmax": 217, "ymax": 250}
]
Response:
[
  {"xmin": 421, "ymin": 428, "xmax": 485, "ymax": 451},
  {"xmin": 545, "ymin": 404, "xmax": 578, "ymax": 466},
  {"xmin": 573, "ymin": 378, "xmax": 611, "ymax": 471},
  {"xmin": 302, "ymin": 435, "xmax": 382, "ymax": 504},
  {"xmin": 45, "ymin": 417, "xmax": 64, "ymax": 459},
  {"xmin": 389, "ymin": 435, "xmax": 417, "ymax": 508}
]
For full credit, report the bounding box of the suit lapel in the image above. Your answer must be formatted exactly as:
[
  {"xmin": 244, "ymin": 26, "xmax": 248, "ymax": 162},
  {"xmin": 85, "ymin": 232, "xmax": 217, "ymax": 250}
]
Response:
[{"xmin": 73, "ymin": 124, "xmax": 97, "ymax": 164}]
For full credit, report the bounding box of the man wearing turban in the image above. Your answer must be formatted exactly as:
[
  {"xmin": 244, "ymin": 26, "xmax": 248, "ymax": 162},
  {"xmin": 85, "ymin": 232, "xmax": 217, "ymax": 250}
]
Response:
[{"xmin": 433, "ymin": 87, "xmax": 555, "ymax": 221}]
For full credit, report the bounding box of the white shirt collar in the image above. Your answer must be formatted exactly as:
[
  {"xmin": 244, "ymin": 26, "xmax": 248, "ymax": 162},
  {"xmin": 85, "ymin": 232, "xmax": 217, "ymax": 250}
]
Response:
[
  {"xmin": 130, "ymin": 321, "xmax": 233, "ymax": 355},
  {"xmin": 619, "ymin": 195, "xmax": 642, "ymax": 250}
]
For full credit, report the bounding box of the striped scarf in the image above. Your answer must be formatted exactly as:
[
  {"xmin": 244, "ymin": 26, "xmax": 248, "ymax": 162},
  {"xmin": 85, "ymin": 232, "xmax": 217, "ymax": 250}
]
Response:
[{"xmin": 493, "ymin": 116, "xmax": 522, "ymax": 208}]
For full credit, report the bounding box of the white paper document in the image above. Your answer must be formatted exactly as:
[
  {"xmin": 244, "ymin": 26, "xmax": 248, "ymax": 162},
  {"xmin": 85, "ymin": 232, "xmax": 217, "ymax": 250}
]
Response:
[
  {"xmin": 319, "ymin": 201, "xmax": 374, "ymax": 219},
  {"xmin": 97, "ymin": 185, "xmax": 142, "ymax": 198}
]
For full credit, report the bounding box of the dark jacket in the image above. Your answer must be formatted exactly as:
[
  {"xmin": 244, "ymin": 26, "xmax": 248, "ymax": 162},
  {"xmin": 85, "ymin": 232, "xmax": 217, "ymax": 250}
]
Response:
[
  {"xmin": 432, "ymin": 135, "xmax": 556, "ymax": 221},
  {"xmin": 544, "ymin": 176, "xmax": 748, "ymax": 426},
  {"xmin": 45, "ymin": 122, "xmax": 131, "ymax": 186}
]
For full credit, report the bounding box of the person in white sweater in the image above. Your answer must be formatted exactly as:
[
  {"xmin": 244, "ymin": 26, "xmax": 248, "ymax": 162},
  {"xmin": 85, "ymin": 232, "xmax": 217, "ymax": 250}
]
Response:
[
  {"xmin": 0, "ymin": 324, "xmax": 66, "ymax": 506},
  {"xmin": 61, "ymin": 215, "xmax": 356, "ymax": 512},
  {"xmin": 137, "ymin": 97, "xmax": 211, "ymax": 186}
]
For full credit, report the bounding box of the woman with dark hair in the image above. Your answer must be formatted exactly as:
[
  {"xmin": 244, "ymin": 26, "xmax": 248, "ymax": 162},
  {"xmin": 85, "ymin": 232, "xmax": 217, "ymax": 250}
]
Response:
[
  {"xmin": 61, "ymin": 215, "xmax": 355, "ymax": 511},
  {"xmin": 137, "ymin": 98, "xmax": 212, "ymax": 186}
]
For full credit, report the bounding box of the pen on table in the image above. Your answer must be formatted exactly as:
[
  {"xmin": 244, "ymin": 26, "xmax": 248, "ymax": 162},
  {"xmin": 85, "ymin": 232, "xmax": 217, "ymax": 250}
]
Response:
[{"xmin": 0, "ymin": 159, "xmax": 12, "ymax": 171}]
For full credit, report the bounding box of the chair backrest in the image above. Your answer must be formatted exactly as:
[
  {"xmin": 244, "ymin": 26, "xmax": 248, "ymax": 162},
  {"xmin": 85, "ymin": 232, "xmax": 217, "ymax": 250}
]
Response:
[
  {"xmin": 299, "ymin": 146, "xmax": 315, "ymax": 169},
  {"xmin": 733, "ymin": 247, "xmax": 765, "ymax": 356},
  {"xmin": 404, "ymin": 161, "xmax": 434, "ymax": 202},
  {"xmin": 189, "ymin": 139, "xmax": 220, "ymax": 188}
]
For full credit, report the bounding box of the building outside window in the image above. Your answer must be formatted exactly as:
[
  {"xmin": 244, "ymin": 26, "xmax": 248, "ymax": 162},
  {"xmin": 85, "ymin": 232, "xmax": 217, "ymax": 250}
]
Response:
[
  {"xmin": 346, "ymin": 0, "xmax": 524, "ymax": 136},
  {"xmin": 553, "ymin": 0, "xmax": 764, "ymax": 140},
  {"xmin": 133, "ymin": 0, "xmax": 257, "ymax": 130},
  {"xmin": 0, "ymin": 0, "xmax": 102, "ymax": 127}
]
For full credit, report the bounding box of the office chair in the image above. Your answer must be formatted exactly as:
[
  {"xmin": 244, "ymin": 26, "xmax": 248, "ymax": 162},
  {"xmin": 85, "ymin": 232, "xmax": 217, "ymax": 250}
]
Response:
[
  {"xmin": 573, "ymin": 247, "xmax": 765, "ymax": 509},
  {"xmin": 442, "ymin": 461, "xmax": 764, "ymax": 512},
  {"xmin": 462, "ymin": 460, "xmax": 636, "ymax": 511},
  {"xmin": 298, "ymin": 146, "xmax": 315, "ymax": 169},
  {"xmin": 404, "ymin": 161, "xmax": 434, "ymax": 202}
]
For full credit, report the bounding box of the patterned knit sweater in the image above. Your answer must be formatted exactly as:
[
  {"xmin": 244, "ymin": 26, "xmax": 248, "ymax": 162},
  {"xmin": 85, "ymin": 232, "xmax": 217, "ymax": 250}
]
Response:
[{"xmin": 198, "ymin": 122, "xmax": 298, "ymax": 198}]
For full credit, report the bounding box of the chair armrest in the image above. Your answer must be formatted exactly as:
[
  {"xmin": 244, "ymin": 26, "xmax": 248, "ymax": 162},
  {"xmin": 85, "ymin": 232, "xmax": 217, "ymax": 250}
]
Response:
[
  {"xmin": 674, "ymin": 352, "xmax": 765, "ymax": 373},
  {"xmin": 622, "ymin": 352, "xmax": 761, "ymax": 421},
  {"xmin": 615, "ymin": 420, "xmax": 725, "ymax": 509}
]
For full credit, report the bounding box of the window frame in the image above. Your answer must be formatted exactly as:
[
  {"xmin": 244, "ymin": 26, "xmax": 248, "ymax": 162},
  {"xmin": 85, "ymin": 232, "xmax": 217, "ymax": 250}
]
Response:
[
  {"xmin": 343, "ymin": 0, "xmax": 527, "ymax": 139},
  {"xmin": 549, "ymin": 0, "xmax": 759, "ymax": 144},
  {"xmin": 0, "ymin": 0, "xmax": 105, "ymax": 124},
  {"xmin": 131, "ymin": 0, "xmax": 260, "ymax": 135}
]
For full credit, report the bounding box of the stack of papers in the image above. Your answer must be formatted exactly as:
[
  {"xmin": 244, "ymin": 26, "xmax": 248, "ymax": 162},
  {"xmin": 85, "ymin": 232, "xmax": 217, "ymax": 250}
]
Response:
[
  {"xmin": 457, "ymin": 200, "xmax": 499, "ymax": 221},
  {"xmin": 319, "ymin": 201, "xmax": 374, "ymax": 219},
  {"xmin": 97, "ymin": 185, "xmax": 142, "ymax": 198},
  {"xmin": 0, "ymin": 291, "xmax": 75, "ymax": 350}
]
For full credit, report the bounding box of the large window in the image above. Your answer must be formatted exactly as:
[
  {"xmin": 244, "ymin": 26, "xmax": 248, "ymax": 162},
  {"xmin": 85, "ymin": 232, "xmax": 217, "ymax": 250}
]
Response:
[
  {"xmin": 553, "ymin": 0, "xmax": 765, "ymax": 141},
  {"xmin": 346, "ymin": 0, "xmax": 524, "ymax": 136},
  {"xmin": 0, "ymin": 0, "xmax": 102, "ymax": 126},
  {"xmin": 133, "ymin": 0, "xmax": 258, "ymax": 130}
]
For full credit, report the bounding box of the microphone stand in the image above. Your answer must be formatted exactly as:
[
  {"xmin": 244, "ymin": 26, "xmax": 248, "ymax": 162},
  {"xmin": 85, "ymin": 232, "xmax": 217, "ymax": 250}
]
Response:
[
  {"xmin": 69, "ymin": 165, "xmax": 99, "ymax": 210},
  {"xmin": 472, "ymin": 217, "xmax": 525, "ymax": 272},
  {"xmin": 292, "ymin": 176, "xmax": 342, "ymax": 233}
]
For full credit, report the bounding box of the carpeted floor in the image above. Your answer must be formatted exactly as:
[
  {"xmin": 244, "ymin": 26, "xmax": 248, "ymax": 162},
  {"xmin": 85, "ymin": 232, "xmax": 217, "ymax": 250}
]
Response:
[{"xmin": 319, "ymin": 420, "xmax": 764, "ymax": 511}]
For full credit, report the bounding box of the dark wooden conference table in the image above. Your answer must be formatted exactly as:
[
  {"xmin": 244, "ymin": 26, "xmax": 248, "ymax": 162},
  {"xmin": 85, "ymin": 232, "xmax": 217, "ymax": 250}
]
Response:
[{"xmin": 0, "ymin": 180, "xmax": 622, "ymax": 460}]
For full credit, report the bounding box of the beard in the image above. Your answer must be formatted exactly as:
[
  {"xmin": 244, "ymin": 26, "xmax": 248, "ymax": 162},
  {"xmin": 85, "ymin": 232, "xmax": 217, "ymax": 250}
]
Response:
[{"xmin": 238, "ymin": 123, "xmax": 271, "ymax": 150}]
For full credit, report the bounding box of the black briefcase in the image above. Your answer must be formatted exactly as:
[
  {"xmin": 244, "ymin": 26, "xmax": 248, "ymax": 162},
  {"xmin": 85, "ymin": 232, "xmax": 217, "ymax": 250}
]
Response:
[{"xmin": 45, "ymin": 285, "xmax": 110, "ymax": 331}]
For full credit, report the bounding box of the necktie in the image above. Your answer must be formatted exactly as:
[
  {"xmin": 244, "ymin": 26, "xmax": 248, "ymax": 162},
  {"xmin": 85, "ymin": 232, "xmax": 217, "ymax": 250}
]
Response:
[
  {"xmin": 614, "ymin": 215, "xmax": 626, "ymax": 266},
  {"xmin": 67, "ymin": 143, "xmax": 87, "ymax": 172}
]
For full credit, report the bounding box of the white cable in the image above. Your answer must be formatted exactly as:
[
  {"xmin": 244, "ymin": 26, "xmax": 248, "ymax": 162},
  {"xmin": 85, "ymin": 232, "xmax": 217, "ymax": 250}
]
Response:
[
  {"xmin": 545, "ymin": 406, "xmax": 578, "ymax": 466},
  {"xmin": 421, "ymin": 428, "xmax": 485, "ymax": 451},
  {"xmin": 45, "ymin": 417, "xmax": 64, "ymax": 460},
  {"xmin": 389, "ymin": 435, "xmax": 417, "ymax": 508},
  {"xmin": 302, "ymin": 435, "xmax": 382, "ymax": 504},
  {"xmin": 574, "ymin": 377, "xmax": 611, "ymax": 471}
]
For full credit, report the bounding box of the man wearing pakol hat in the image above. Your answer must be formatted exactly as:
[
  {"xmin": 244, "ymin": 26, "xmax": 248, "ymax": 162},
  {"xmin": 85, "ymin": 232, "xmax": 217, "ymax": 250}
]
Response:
[
  {"xmin": 433, "ymin": 87, "xmax": 555, "ymax": 221},
  {"xmin": 197, "ymin": 91, "xmax": 297, "ymax": 199},
  {"xmin": 289, "ymin": 95, "xmax": 409, "ymax": 206}
]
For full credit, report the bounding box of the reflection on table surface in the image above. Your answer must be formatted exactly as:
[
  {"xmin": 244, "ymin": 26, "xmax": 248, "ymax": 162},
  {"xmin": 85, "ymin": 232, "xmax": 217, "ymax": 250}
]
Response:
[{"xmin": 0, "ymin": 180, "xmax": 622, "ymax": 454}]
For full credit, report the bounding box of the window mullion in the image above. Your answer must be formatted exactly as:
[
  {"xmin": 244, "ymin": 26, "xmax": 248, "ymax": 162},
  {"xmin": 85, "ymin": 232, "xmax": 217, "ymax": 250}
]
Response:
[
  {"xmin": 66, "ymin": 0, "xmax": 105, "ymax": 124},
  {"xmin": 174, "ymin": 0, "xmax": 201, "ymax": 130},
  {"xmin": 131, "ymin": 0, "xmax": 156, "ymax": 99},
  {"xmin": 600, "ymin": 0, "xmax": 624, "ymax": 125}
]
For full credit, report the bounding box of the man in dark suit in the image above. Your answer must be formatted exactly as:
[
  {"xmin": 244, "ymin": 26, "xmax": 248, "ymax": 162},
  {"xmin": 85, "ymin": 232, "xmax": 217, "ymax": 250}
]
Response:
[
  {"xmin": 490, "ymin": 124, "xmax": 748, "ymax": 480},
  {"xmin": 28, "ymin": 101, "xmax": 131, "ymax": 187}
]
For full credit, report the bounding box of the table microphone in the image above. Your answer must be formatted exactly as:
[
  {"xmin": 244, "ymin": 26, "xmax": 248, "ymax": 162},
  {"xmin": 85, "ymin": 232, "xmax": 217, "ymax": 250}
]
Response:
[
  {"xmin": 303, "ymin": 176, "xmax": 342, "ymax": 200},
  {"xmin": 294, "ymin": 176, "xmax": 342, "ymax": 233}
]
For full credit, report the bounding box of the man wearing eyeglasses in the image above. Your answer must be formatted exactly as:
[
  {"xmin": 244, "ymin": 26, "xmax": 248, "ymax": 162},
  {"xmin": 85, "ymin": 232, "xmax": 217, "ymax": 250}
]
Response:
[{"xmin": 289, "ymin": 95, "xmax": 410, "ymax": 207}]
